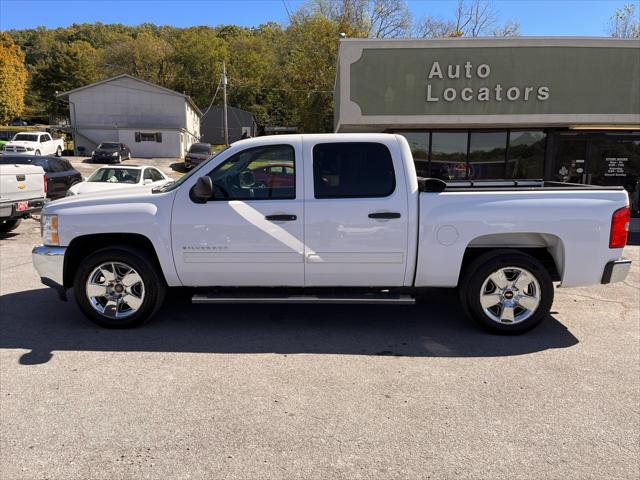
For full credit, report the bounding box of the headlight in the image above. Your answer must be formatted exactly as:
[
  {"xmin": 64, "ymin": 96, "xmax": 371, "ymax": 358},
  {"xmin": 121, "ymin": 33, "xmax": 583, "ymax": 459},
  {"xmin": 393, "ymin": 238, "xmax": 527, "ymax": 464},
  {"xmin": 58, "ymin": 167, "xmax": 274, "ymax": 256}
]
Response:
[
  {"xmin": 26, "ymin": 147, "xmax": 34, "ymax": 151},
  {"xmin": 112, "ymin": 151, "xmax": 118, "ymax": 156},
  {"xmin": 41, "ymin": 214, "xmax": 59, "ymax": 245}
]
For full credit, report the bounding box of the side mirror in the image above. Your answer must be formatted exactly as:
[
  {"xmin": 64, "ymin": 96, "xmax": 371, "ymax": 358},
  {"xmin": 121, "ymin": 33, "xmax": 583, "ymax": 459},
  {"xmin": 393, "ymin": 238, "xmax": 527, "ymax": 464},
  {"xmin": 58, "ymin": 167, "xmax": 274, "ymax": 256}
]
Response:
[
  {"xmin": 143, "ymin": 178, "xmax": 153, "ymax": 185},
  {"xmin": 190, "ymin": 176, "xmax": 213, "ymax": 203}
]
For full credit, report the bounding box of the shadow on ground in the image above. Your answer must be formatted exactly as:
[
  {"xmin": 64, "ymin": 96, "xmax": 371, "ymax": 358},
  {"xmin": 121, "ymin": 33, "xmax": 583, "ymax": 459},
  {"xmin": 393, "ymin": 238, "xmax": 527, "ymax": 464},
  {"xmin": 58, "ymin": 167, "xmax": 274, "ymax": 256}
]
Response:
[
  {"xmin": 169, "ymin": 161, "xmax": 189, "ymax": 173},
  {"xmin": 0, "ymin": 288, "xmax": 579, "ymax": 365}
]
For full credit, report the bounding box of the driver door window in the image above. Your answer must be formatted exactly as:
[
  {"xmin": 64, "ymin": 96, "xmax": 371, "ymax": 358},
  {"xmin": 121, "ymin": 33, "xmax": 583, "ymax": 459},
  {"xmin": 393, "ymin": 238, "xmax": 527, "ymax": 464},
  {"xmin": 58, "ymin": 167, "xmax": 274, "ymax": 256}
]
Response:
[{"xmin": 207, "ymin": 145, "xmax": 295, "ymax": 200}]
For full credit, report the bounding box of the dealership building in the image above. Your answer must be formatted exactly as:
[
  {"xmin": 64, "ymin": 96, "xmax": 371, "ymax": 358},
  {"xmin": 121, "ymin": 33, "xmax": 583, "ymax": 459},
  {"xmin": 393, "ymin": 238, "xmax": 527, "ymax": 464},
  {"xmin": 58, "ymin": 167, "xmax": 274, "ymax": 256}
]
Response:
[{"xmin": 334, "ymin": 37, "xmax": 640, "ymax": 215}]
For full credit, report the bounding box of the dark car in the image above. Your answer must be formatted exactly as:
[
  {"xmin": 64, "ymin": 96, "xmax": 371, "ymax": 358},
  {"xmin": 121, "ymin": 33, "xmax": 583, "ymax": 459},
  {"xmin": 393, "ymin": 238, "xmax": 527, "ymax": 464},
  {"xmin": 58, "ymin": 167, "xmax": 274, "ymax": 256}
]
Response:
[
  {"xmin": 184, "ymin": 143, "xmax": 212, "ymax": 169},
  {"xmin": 0, "ymin": 155, "xmax": 82, "ymax": 199},
  {"xmin": 92, "ymin": 142, "xmax": 131, "ymax": 163},
  {"xmin": 252, "ymin": 163, "xmax": 295, "ymax": 188}
]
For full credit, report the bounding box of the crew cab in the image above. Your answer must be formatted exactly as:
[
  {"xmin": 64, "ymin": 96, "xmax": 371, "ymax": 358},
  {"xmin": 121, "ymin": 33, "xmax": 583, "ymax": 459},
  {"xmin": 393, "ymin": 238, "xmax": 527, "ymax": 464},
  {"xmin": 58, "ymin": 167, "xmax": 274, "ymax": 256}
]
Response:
[
  {"xmin": 31, "ymin": 134, "xmax": 632, "ymax": 333},
  {"xmin": 0, "ymin": 163, "xmax": 46, "ymax": 233},
  {"xmin": 3, "ymin": 132, "xmax": 65, "ymax": 157}
]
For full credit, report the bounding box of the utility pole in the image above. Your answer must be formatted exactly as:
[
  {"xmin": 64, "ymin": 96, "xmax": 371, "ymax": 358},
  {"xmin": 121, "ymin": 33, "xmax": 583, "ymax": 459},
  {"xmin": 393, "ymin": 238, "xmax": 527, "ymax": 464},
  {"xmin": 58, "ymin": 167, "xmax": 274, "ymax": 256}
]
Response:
[{"xmin": 222, "ymin": 60, "xmax": 229, "ymax": 146}]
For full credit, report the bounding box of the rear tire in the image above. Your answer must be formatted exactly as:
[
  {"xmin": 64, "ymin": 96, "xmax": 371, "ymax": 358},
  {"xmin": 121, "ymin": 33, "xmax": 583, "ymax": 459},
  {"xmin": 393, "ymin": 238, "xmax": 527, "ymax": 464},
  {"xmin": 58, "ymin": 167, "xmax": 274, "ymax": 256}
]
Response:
[
  {"xmin": 459, "ymin": 250, "xmax": 554, "ymax": 334},
  {"xmin": 34, "ymin": 150, "xmax": 41, "ymax": 156},
  {"xmin": 56, "ymin": 146, "xmax": 62, "ymax": 157},
  {"xmin": 73, "ymin": 246, "xmax": 166, "ymax": 328},
  {"xmin": 0, "ymin": 218, "xmax": 21, "ymax": 233}
]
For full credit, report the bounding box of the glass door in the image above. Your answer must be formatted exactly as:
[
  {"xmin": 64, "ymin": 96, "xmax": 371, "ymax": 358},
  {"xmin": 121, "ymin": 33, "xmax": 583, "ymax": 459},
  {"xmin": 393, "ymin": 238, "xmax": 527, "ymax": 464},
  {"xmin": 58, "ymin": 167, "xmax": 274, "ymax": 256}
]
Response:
[
  {"xmin": 552, "ymin": 135, "xmax": 588, "ymax": 184},
  {"xmin": 589, "ymin": 136, "xmax": 640, "ymax": 217}
]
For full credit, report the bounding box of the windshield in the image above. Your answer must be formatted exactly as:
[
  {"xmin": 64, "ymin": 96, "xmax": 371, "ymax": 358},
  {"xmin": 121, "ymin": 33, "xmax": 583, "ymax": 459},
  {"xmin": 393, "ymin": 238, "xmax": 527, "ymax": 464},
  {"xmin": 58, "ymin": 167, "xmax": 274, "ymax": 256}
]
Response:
[
  {"xmin": 153, "ymin": 146, "xmax": 230, "ymax": 193},
  {"xmin": 97, "ymin": 143, "xmax": 119, "ymax": 149},
  {"xmin": 12, "ymin": 134, "xmax": 38, "ymax": 142},
  {"xmin": 87, "ymin": 168, "xmax": 141, "ymax": 184},
  {"xmin": 189, "ymin": 144, "xmax": 211, "ymax": 154}
]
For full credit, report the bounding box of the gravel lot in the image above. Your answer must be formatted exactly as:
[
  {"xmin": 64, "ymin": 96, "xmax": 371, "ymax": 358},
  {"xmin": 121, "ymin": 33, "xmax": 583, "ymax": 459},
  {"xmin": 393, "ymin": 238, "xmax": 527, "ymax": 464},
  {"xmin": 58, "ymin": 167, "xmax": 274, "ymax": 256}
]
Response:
[{"xmin": 0, "ymin": 199, "xmax": 638, "ymax": 478}]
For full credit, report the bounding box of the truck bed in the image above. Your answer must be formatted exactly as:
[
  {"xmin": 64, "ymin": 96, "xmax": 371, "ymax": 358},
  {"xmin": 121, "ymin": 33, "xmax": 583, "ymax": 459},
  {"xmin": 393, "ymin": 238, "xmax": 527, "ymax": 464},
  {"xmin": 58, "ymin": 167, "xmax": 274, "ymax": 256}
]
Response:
[{"xmin": 415, "ymin": 178, "xmax": 630, "ymax": 289}]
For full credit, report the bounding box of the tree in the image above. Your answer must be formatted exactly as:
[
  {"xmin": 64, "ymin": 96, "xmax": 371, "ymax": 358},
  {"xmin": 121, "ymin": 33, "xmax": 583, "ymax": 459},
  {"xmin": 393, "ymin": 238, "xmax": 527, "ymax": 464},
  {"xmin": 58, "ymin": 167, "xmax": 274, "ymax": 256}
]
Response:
[
  {"xmin": 0, "ymin": 32, "xmax": 29, "ymax": 124},
  {"xmin": 284, "ymin": 14, "xmax": 342, "ymax": 132},
  {"xmin": 304, "ymin": 0, "xmax": 412, "ymax": 38},
  {"xmin": 415, "ymin": 0, "xmax": 519, "ymax": 38},
  {"xmin": 608, "ymin": 3, "xmax": 640, "ymax": 38},
  {"xmin": 101, "ymin": 32, "xmax": 175, "ymax": 86},
  {"xmin": 30, "ymin": 40, "xmax": 100, "ymax": 118},
  {"xmin": 169, "ymin": 27, "xmax": 228, "ymax": 107}
]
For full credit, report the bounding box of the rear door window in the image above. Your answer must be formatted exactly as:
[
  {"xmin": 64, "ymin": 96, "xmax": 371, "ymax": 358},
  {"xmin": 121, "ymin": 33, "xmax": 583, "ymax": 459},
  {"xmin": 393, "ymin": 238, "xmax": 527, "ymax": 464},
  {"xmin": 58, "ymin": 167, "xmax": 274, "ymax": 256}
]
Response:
[{"xmin": 312, "ymin": 143, "xmax": 396, "ymax": 199}]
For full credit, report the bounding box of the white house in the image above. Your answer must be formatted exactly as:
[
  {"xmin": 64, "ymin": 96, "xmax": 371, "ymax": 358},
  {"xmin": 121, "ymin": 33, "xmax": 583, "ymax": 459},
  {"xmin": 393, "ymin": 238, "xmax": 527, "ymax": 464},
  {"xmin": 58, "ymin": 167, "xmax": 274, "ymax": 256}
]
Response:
[{"xmin": 56, "ymin": 74, "xmax": 202, "ymax": 158}]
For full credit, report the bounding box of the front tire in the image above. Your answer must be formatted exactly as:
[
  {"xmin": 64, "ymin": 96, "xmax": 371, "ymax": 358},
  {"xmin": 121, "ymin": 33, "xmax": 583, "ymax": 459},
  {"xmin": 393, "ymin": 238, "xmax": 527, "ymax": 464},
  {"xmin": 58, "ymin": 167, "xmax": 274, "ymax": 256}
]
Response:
[
  {"xmin": 56, "ymin": 146, "xmax": 62, "ymax": 157},
  {"xmin": 0, "ymin": 218, "xmax": 21, "ymax": 233},
  {"xmin": 34, "ymin": 150, "xmax": 41, "ymax": 156},
  {"xmin": 73, "ymin": 246, "xmax": 166, "ymax": 328},
  {"xmin": 459, "ymin": 250, "xmax": 554, "ymax": 334}
]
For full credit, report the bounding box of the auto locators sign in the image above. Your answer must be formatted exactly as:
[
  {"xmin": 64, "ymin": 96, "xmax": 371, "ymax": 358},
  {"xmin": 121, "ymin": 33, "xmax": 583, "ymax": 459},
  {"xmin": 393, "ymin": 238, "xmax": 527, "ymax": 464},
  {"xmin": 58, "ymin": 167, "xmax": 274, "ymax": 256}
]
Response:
[{"xmin": 425, "ymin": 61, "xmax": 550, "ymax": 103}]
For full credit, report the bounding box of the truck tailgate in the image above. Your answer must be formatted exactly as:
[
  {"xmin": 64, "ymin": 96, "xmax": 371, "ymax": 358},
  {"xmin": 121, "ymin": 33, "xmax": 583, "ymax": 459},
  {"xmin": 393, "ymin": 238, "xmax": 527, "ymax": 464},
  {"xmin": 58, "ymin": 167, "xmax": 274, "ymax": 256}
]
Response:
[{"xmin": 0, "ymin": 164, "xmax": 45, "ymax": 203}]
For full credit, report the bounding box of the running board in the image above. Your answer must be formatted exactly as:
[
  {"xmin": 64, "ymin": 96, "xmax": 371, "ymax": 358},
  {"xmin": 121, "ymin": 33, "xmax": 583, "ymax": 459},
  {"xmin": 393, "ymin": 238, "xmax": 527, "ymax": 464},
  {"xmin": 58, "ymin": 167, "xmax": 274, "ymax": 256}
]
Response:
[{"xmin": 192, "ymin": 293, "xmax": 415, "ymax": 305}]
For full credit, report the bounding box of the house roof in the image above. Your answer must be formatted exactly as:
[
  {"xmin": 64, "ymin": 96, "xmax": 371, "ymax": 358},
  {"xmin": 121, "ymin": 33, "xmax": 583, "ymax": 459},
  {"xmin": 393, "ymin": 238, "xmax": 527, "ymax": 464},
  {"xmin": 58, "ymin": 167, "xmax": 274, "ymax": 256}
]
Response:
[{"xmin": 56, "ymin": 74, "xmax": 203, "ymax": 116}]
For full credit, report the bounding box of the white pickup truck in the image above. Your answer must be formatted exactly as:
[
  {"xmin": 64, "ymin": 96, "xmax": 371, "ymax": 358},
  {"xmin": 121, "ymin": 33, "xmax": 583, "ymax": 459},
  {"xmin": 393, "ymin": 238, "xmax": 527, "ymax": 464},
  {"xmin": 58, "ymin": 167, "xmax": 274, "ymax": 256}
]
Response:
[
  {"xmin": 31, "ymin": 134, "xmax": 632, "ymax": 333},
  {"xmin": 3, "ymin": 131, "xmax": 64, "ymax": 157},
  {"xmin": 1, "ymin": 164, "xmax": 46, "ymax": 232}
]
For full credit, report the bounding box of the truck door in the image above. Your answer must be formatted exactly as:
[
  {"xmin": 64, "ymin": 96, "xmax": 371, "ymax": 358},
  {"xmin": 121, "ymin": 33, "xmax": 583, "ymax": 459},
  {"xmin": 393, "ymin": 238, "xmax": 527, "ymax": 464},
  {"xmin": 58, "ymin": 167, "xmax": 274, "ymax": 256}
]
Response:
[
  {"xmin": 303, "ymin": 140, "xmax": 410, "ymax": 287},
  {"xmin": 171, "ymin": 139, "xmax": 305, "ymax": 287}
]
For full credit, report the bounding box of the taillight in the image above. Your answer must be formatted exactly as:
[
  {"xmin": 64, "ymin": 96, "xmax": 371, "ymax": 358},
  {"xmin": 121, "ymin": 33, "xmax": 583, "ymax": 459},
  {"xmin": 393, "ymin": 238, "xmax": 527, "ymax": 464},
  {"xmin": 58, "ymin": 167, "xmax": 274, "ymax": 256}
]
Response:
[{"xmin": 609, "ymin": 206, "xmax": 630, "ymax": 248}]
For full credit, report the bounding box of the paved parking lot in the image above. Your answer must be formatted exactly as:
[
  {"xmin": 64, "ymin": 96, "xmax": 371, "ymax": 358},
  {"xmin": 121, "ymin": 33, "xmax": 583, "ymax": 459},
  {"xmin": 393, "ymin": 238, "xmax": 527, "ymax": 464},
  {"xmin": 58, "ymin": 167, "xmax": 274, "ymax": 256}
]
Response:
[{"xmin": 1, "ymin": 218, "xmax": 638, "ymax": 479}]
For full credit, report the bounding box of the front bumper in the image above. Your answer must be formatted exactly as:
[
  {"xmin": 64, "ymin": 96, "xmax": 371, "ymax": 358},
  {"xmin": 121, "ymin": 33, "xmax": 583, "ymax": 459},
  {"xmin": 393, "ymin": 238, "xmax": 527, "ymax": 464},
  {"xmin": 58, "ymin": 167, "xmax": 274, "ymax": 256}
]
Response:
[
  {"xmin": 92, "ymin": 154, "xmax": 119, "ymax": 162},
  {"xmin": 32, "ymin": 245, "xmax": 67, "ymax": 300},
  {"xmin": 601, "ymin": 258, "xmax": 632, "ymax": 284}
]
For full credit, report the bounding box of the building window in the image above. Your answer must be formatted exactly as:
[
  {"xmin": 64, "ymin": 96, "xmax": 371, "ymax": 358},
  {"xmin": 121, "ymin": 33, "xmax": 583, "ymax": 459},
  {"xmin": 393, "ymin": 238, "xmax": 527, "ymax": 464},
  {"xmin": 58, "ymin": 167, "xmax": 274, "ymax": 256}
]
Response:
[
  {"xmin": 430, "ymin": 132, "xmax": 468, "ymax": 180},
  {"xmin": 396, "ymin": 131, "xmax": 429, "ymax": 177},
  {"xmin": 507, "ymin": 131, "xmax": 546, "ymax": 179},
  {"xmin": 312, "ymin": 142, "xmax": 395, "ymax": 198},
  {"xmin": 135, "ymin": 132, "xmax": 162, "ymax": 142},
  {"xmin": 468, "ymin": 131, "xmax": 508, "ymax": 179}
]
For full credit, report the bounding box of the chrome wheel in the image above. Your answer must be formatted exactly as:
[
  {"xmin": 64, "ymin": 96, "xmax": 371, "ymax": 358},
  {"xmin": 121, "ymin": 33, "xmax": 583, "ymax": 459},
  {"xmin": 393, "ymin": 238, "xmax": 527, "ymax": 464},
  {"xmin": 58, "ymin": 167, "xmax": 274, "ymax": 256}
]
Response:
[
  {"xmin": 480, "ymin": 266, "xmax": 541, "ymax": 324},
  {"xmin": 85, "ymin": 262, "xmax": 145, "ymax": 319}
]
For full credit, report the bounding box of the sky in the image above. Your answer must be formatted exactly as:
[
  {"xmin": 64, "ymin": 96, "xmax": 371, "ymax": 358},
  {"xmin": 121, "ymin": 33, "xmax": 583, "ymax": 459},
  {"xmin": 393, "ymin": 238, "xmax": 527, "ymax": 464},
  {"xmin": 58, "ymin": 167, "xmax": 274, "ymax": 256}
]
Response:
[{"xmin": 0, "ymin": 0, "xmax": 635, "ymax": 36}]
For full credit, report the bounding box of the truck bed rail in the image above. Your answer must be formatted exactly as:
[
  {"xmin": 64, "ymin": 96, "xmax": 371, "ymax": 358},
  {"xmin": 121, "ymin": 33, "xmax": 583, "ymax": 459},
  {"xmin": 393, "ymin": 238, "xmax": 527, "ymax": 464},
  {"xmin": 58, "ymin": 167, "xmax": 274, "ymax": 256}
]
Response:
[{"xmin": 418, "ymin": 177, "xmax": 627, "ymax": 193}]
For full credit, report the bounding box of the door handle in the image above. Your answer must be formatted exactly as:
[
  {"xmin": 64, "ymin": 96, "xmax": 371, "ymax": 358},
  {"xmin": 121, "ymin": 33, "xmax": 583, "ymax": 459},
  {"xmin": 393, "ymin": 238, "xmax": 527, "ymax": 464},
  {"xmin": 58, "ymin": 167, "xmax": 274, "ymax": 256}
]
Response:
[
  {"xmin": 368, "ymin": 212, "xmax": 401, "ymax": 219},
  {"xmin": 265, "ymin": 214, "xmax": 297, "ymax": 221}
]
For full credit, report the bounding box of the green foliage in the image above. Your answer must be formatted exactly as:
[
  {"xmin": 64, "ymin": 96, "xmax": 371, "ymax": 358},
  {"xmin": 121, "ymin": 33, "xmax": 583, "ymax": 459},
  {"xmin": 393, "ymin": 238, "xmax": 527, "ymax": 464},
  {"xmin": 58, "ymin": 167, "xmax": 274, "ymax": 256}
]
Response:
[
  {"xmin": 6, "ymin": 12, "xmax": 359, "ymax": 131},
  {"xmin": 0, "ymin": 32, "xmax": 29, "ymax": 124}
]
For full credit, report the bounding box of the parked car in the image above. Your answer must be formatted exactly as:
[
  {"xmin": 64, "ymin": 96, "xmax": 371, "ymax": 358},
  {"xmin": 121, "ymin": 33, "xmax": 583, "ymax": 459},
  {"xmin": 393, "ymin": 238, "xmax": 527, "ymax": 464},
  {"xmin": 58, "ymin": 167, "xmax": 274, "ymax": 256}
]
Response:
[
  {"xmin": 67, "ymin": 165, "xmax": 171, "ymax": 196},
  {"xmin": 0, "ymin": 131, "xmax": 14, "ymax": 149},
  {"xmin": 9, "ymin": 119, "xmax": 28, "ymax": 126},
  {"xmin": 184, "ymin": 143, "xmax": 212, "ymax": 169},
  {"xmin": 32, "ymin": 134, "xmax": 631, "ymax": 332},
  {"xmin": 3, "ymin": 132, "xmax": 64, "ymax": 157},
  {"xmin": 0, "ymin": 163, "xmax": 46, "ymax": 233},
  {"xmin": 0, "ymin": 156, "xmax": 81, "ymax": 199},
  {"xmin": 252, "ymin": 163, "xmax": 295, "ymax": 188},
  {"xmin": 91, "ymin": 142, "xmax": 131, "ymax": 163}
]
